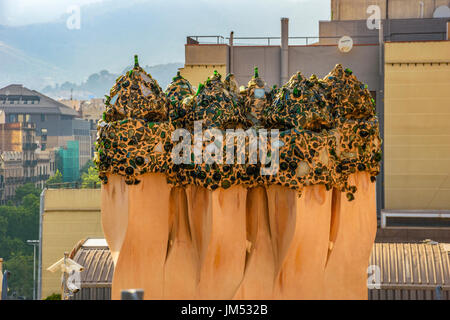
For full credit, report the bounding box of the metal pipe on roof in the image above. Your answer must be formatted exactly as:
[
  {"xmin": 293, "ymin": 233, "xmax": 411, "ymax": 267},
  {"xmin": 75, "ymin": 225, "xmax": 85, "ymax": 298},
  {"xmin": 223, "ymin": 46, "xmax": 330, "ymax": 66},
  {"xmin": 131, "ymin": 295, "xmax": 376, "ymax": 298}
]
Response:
[
  {"xmin": 229, "ymin": 31, "xmax": 234, "ymax": 74},
  {"xmin": 377, "ymin": 18, "xmax": 385, "ymax": 216},
  {"xmin": 280, "ymin": 18, "xmax": 289, "ymax": 85}
]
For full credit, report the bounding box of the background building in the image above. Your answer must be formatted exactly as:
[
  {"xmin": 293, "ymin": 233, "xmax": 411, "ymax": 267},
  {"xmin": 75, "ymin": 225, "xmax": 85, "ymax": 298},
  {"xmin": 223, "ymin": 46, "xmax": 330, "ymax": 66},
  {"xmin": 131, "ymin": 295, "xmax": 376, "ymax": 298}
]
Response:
[
  {"xmin": 0, "ymin": 151, "xmax": 23, "ymax": 204},
  {"xmin": 0, "ymin": 84, "xmax": 92, "ymax": 169},
  {"xmin": 384, "ymin": 41, "xmax": 450, "ymax": 210},
  {"xmin": 35, "ymin": 150, "xmax": 55, "ymax": 189},
  {"xmin": 59, "ymin": 98, "xmax": 105, "ymax": 123},
  {"xmin": 0, "ymin": 123, "xmax": 55, "ymax": 201},
  {"xmin": 56, "ymin": 141, "xmax": 80, "ymax": 182},
  {"xmin": 0, "ymin": 122, "xmax": 38, "ymax": 183},
  {"xmin": 60, "ymin": 98, "xmax": 105, "ymax": 162},
  {"xmin": 39, "ymin": 188, "xmax": 102, "ymax": 299},
  {"xmin": 330, "ymin": 0, "xmax": 450, "ymax": 21}
]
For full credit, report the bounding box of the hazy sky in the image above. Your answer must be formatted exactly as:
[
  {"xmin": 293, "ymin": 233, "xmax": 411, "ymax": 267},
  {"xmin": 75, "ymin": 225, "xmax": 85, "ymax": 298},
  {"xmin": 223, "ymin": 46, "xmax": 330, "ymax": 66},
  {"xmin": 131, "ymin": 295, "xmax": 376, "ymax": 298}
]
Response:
[
  {"xmin": 0, "ymin": 0, "xmax": 105, "ymax": 25},
  {"xmin": 0, "ymin": 0, "xmax": 331, "ymax": 88},
  {"xmin": 1, "ymin": 0, "xmax": 330, "ymax": 29}
]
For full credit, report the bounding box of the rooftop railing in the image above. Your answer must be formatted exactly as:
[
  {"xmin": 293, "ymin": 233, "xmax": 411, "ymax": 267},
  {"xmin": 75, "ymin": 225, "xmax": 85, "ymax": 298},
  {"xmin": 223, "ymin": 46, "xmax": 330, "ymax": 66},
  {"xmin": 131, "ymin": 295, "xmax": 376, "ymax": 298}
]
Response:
[
  {"xmin": 187, "ymin": 35, "xmax": 380, "ymax": 46},
  {"xmin": 46, "ymin": 181, "xmax": 101, "ymax": 189},
  {"xmin": 187, "ymin": 30, "xmax": 448, "ymax": 46},
  {"xmin": 231, "ymin": 35, "xmax": 379, "ymax": 45},
  {"xmin": 186, "ymin": 36, "xmax": 225, "ymax": 45}
]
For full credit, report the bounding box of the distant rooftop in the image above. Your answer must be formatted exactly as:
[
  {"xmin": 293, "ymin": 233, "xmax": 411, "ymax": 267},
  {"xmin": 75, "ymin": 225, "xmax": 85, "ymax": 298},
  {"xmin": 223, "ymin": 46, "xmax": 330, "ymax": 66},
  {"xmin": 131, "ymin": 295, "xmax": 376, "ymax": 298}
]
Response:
[{"xmin": 0, "ymin": 84, "xmax": 79, "ymax": 117}]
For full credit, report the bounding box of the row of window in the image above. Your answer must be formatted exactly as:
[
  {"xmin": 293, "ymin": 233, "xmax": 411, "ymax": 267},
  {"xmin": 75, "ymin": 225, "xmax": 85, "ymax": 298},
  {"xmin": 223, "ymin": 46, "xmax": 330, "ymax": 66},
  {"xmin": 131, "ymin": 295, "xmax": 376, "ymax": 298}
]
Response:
[
  {"xmin": 2, "ymin": 168, "xmax": 22, "ymax": 178},
  {"xmin": 74, "ymin": 129, "xmax": 91, "ymax": 136},
  {"xmin": 2, "ymin": 165, "xmax": 51, "ymax": 178},
  {"xmin": 7, "ymin": 114, "xmax": 75, "ymax": 123},
  {"xmin": 3, "ymin": 185, "xmax": 17, "ymax": 198},
  {"xmin": 1, "ymin": 100, "xmax": 38, "ymax": 104},
  {"xmin": 8, "ymin": 114, "xmax": 44, "ymax": 122},
  {"xmin": 38, "ymin": 165, "xmax": 49, "ymax": 176}
]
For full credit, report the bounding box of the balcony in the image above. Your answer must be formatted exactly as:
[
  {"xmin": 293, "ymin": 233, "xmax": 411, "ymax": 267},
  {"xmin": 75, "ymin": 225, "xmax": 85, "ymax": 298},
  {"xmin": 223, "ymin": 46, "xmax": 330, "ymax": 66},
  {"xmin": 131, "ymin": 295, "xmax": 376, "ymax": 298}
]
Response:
[
  {"xmin": 38, "ymin": 174, "xmax": 50, "ymax": 181},
  {"xmin": 23, "ymin": 160, "xmax": 38, "ymax": 167},
  {"xmin": 6, "ymin": 177, "xmax": 23, "ymax": 184},
  {"xmin": 23, "ymin": 143, "xmax": 38, "ymax": 151}
]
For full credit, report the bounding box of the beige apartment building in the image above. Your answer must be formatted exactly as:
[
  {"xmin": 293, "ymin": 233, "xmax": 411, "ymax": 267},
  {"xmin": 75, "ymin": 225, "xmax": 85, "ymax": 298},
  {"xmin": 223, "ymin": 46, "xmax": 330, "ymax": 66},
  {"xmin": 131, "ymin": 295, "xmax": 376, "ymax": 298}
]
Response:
[
  {"xmin": 35, "ymin": 150, "xmax": 55, "ymax": 189},
  {"xmin": 39, "ymin": 188, "xmax": 103, "ymax": 299},
  {"xmin": 59, "ymin": 98, "xmax": 105, "ymax": 123},
  {"xmin": 0, "ymin": 122, "xmax": 55, "ymax": 202},
  {"xmin": 179, "ymin": 43, "xmax": 228, "ymax": 89},
  {"xmin": 331, "ymin": 0, "xmax": 450, "ymax": 20},
  {"xmin": 384, "ymin": 40, "xmax": 450, "ymax": 210},
  {"xmin": 60, "ymin": 98, "xmax": 105, "ymax": 161},
  {"xmin": 0, "ymin": 151, "xmax": 23, "ymax": 204}
]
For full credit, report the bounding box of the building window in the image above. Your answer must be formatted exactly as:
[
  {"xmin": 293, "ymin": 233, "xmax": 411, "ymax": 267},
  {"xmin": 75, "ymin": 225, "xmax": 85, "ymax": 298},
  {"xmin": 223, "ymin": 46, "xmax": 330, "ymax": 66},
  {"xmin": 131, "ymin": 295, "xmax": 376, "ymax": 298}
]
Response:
[
  {"xmin": 8, "ymin": 114, "xmax": 17, "ymax": 122},
  {"xmin": 26, "ymin": 114, "xmax": 30, "ymax": 122},
  {"xmin": 41, "ymin": 114, "xmax": 46, "ymax": 122}
]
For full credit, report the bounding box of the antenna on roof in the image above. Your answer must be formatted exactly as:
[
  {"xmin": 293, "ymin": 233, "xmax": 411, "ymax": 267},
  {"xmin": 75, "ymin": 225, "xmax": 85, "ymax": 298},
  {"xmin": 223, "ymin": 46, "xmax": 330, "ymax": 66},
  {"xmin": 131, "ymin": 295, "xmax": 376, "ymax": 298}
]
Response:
[{"xmin": 70, "ymin": 88, "xmax": 73, "ymax": 101}]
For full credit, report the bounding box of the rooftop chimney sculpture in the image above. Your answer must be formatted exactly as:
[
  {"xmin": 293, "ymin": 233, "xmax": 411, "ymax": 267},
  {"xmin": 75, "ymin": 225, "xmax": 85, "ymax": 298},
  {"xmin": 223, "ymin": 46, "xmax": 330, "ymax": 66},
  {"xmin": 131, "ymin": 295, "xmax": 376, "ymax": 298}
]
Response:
[{"xmin": 96, "ymin": 56, "xmax": 382, "ymax": 299}]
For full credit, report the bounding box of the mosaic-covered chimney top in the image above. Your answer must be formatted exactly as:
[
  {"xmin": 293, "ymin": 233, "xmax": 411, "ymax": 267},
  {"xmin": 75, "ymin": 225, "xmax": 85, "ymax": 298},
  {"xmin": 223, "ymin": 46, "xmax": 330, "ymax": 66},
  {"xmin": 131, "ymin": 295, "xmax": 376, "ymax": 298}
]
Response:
[{"xmin": 96, "ymin": 56, "xmax": 382, "ymax": 200}]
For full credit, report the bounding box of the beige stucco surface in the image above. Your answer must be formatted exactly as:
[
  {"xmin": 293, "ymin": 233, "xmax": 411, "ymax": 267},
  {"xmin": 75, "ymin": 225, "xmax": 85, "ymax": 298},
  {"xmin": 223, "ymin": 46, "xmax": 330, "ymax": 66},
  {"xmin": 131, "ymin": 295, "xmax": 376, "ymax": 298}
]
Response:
[
  {"xmin": 185, "ymin": 44, "xmax": 228, "ymax": 65},
  {"xmin": 41, "ymin": 189, "xmax": 103, "ymax": 299},
  {"xmin": 384, "ymin": 41, "xmax": 450, "ymax": 210},
  {"xmin": 331, "ymin": 0, "xmax": 450, "ymax": 20},
  {"xmin": 107, "ymin": 173, "xmax": 376, "ymax": 300},
  {"xmin": 179, "ymin": 44, "xmax": 228, "ymax": 88},
  {"xmin": 179, "ymin": 65, "xmax": 227, "ymax": 89}
]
